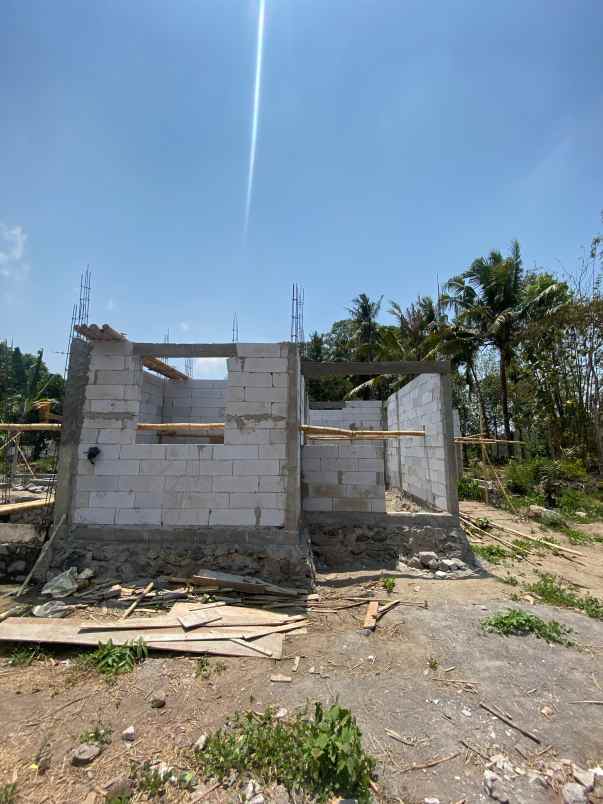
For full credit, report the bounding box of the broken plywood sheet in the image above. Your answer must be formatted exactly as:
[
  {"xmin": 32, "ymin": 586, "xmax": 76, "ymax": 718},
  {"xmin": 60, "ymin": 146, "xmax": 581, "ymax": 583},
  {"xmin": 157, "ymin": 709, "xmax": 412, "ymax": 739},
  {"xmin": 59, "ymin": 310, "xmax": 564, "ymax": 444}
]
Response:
[
  {"xmin": 0, "ymin": 618, "xmax": 284, "ymax": 659},
  {"xmin": 190, "ymin": 570, "xmax": 305, "ymax": 597}
]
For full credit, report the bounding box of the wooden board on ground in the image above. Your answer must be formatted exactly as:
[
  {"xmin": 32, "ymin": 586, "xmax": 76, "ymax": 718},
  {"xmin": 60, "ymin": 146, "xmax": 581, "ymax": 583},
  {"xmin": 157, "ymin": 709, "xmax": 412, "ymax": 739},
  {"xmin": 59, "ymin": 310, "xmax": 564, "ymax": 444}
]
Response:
[
  {"xmin": 0, "ymin": 618, "xmax": 284, "ymax": 659},
  {"xmin": 190, "ymin": 570, "xmax": 305, "ymax": 597},
  {"xmin": 176, "ymin": 610, "xmax": 223, "ymax": 630},
  {"xmin": 363, "ymin": 601, "xmax": 379, "ymax": 630},
  {"xmin": 171, "ymin": 602, "xmax": 304, "ymax": 625}
]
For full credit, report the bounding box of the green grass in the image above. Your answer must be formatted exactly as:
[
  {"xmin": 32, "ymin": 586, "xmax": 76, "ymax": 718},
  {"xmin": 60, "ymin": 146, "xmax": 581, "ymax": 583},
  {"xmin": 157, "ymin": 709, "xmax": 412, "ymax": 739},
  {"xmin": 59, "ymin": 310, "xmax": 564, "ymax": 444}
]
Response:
[
  {"xmin": 458, "ymin": 477, "xmax": 483, "ymax": 501},
  {"xmin": 482, "ymin": 609, "xmax": 573, "ymax": 645},
  {"xmin": 193, "ymin": 704, "xmax": 375, "ymax": 803},
  {"xmin": 0, "ymin": 783, "xmax": 17, "ymax": 804},
  {"xmin": 195, "ymin": 657, "xmax": 226, "ymax": 679},
  {"xmin": 7, "ymin": 645, "xmax": 46, "ymax": 667},
  {"xmin": 528, "ymin": 574, "xmax": 603, "ymax": 620},
  {"xmin": 382, "ymin": 576, "xmax": 396, "ymax": 593},
  {"xmin": 498, "ymin": 574, "xmax": 519, "ymax": 586},
  {"xmin": 471, "ymin": 544, "xmax": 510, "ymax": 564},
  {"xmin": 427, "ymin": 656, "xmax": 439, "ymax": 670},
  {"xmin": 77, "ymin": 639, "xmax": 148, "ymax": 678},
  {"xmin": 79, "ymin": 722, "xmax": 112, "ymax": 746}
]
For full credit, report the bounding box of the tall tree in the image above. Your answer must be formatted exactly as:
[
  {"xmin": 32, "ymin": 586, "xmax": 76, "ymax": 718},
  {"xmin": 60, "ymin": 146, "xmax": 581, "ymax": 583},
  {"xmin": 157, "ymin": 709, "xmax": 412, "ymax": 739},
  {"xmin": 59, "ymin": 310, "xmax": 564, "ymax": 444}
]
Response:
[
  {"xmin": 347, "ymin": 293, "xmax": 383, "ymax": 361},
  {"xmin": 443, "ymin": 241, "xmax": 563, "ymax": 441}
]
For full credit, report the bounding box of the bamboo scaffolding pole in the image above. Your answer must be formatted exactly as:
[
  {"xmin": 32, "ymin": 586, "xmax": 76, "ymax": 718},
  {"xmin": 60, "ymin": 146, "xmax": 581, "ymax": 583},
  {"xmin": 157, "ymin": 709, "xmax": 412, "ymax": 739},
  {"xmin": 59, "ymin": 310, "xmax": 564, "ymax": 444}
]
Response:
[
  {"xmin": 0, "ymin": 497, "xmax": 55, "ymax": 515},
  {"xmin": 0, "ymin": 423, "xmax": 62, "ymax": 432},
  {"xmin": 136, "ymin": 422, "xmax": 224, "ymax": 432},
  {"xmin": 300, "ymin": 424, "xmax": 425, "ymax": 439}
]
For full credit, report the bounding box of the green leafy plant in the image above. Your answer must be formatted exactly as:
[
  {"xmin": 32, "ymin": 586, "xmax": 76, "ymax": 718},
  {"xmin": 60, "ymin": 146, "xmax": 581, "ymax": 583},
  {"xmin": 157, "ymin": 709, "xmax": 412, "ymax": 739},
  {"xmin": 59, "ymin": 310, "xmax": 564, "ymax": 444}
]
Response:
[
  {"xmin": 7, "ymin": 645, "xmax": 45, "ymax": 667},
  {"xmin": 471, "ymin": 544, "xmax": 510, "ymax": 564},
  {"xmin": 0, "ymin": 783, "xmax": 17, "ymax": 804},
  {"xmin": 499, "ymin": 575, "xmax": 519, "ymax": 586},
  {"xmin": 382, "ymin": 576, "xmax": 396, "ymax": 593},
  {"xmin": 194, "ymin": 704, "xmax": 375, "ymax": 802},
  {"xmin": 80, "ymin": 722, "xmax": 112, "ymax": 746},
  {"xmin": 458, "ymin": 477, "xmax": 482, "ymax": 501},
  {"xmin": 130, "ymin": 762, "xmax": 167, "ymax": 798},
  {"xmin": 79, "ymin": 639, "xmax": 148, "ymax": 678},
  {"xmin": 528, "ymin": 574, "xmax": 603, "ymax": 620},
  {"xmin": 482, "ymin": 609, "xmax": 573, "ymax": 645},
  {"xmin": 427, "ymin": 656, "xmax": 439, "ymax": 670},
  {"xmin": 196, "ymin": 657, "xmax": 226, "ymax": 679},
  {"xmin": 106, "ymin": 796, "xmax": 131, "ymax": 804},
  {"xmin": 476, "ymin": 516, "xmax": 492, "ymax": 530}
]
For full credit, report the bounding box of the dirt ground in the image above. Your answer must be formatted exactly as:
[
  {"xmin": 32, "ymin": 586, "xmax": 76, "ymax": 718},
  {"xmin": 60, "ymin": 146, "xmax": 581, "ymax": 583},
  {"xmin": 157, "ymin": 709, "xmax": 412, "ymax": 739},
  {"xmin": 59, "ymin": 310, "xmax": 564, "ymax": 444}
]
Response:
[{"xmin": 0, "ymin": 502, "xmax": 602, "ymax": 803}]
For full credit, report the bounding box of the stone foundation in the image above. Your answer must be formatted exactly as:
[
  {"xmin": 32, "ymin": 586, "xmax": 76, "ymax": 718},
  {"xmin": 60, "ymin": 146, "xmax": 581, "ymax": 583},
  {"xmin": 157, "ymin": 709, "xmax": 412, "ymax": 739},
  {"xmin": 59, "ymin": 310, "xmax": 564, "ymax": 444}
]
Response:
[
  {"xmin": 0, "ymin": 524, "xmax": 45, "ymax": 582},
  {"xmin": 48, "ymin": 525, "xmax": 315, "ymax": 587},
  {"xmin": 305, "ymin": 512, "xmax": 473, "ymax": 570}
]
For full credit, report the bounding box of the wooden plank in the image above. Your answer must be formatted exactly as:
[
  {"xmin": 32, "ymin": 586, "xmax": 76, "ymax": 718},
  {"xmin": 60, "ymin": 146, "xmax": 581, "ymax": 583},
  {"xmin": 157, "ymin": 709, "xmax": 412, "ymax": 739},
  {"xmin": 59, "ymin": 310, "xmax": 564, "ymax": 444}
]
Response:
[
  {"xmin": 301, "ymin": 360, "xmax": 450, "ymax": 378},
  {"xmin": 191, "ymin": 570, "xmax": 306, "ymax": 597},
  {"xmin": 300, "ymin": 424, "xmax": 425, "ymax": 439},
  {"xmin": 148, "ymin": 621, "xmax": 308, "ymax": 642},
  {"xmin": 132, "ymin": 342, "xmax": 237, "ymax": 358},
  {"xmin": 0, "ymin": 423, "xmax": 61, "ymax": 432},
  {"xmin": 121, "ymin": 582, "xmax": 154, "ymax": 619},
  {"xmin": 0, "ymin": 618, "xmax": 283, "ymax": 659},
  {"xmin": 177, "ymin": 611, "xmax": 223, "ymax": 630},
  {"xmin": 0, "ymin": 498, "xmax": 54, "ymax": 515},
  {"xmin": 363, "ymin": 601, "xmax": 379, "ymax": 630},
  {"xmin": 137, "ymin": 423, "xmax": 224, "ymax": 432},
  {"xmin": 230, "ymin": 638, "xmax": 273, "ymax": 657},
  {"xmin": 142, "ymin": 356, "xmax": 189, "ymax": 382}
]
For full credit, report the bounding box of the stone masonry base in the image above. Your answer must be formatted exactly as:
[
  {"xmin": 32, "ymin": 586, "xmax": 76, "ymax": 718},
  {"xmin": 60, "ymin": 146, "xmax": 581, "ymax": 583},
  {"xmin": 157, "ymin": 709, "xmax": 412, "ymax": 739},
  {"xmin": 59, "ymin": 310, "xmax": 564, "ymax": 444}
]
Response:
[
  {"xmin": 48, "ymin": 525, "xmax": 315, "ymax": 587},
  {"xmin": 304, "ymin": 512, "xmax": 474, "ymax": 570}
]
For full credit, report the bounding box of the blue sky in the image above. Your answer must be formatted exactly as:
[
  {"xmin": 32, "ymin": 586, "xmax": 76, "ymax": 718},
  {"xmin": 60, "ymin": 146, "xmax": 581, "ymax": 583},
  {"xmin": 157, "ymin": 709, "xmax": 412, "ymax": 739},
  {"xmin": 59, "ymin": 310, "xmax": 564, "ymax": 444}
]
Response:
[{"xmin": 1, "ymin": 0, "xmax": 602, "ymax": 376}]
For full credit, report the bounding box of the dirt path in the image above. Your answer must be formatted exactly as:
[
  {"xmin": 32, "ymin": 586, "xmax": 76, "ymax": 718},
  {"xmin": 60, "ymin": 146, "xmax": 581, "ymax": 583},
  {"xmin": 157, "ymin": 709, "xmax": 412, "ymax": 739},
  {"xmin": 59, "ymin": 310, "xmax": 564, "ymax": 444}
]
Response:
[{"xmin": 0, "ymin": 508, "xmax": 602, "ymax": 803}]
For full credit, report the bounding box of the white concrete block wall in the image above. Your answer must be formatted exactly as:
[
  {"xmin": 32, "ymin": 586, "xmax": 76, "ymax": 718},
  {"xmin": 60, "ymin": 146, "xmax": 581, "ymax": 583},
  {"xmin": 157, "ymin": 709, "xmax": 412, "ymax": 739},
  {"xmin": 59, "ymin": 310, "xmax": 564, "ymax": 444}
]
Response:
[
  {"xmin": 308, "ymin": 401, "xmax": 383, "ymax": 430},
  {"xmin": 138, "ymin": 371, "xmax": 164, "ymax": 443},
  {"xmin": 385, "ymin": 374, "xmax": 449, "ymax": 511},
  {"xmin": 302, "ymin": 442, "xmax": 386, "ymax": 513},
  {"xmin": 73, "ymin": 341, "xmax": 292, "ymax": 529}
]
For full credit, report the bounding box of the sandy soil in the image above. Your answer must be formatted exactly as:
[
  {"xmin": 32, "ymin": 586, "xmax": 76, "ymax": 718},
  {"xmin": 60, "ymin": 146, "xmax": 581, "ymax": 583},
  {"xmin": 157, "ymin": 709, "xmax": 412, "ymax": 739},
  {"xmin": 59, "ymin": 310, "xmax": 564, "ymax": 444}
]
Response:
[{"xmin": 0, "ymin": 503, "xmax": 601, "ymax": 803}]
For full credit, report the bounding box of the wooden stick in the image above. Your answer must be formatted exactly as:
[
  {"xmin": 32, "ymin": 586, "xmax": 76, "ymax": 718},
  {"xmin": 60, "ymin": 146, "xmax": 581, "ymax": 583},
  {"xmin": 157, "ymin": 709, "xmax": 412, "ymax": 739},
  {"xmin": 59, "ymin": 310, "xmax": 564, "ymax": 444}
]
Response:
[
  {"xmin": 0, "ymin": 497, "xmax": 55, "ymax": 516},
  {"xmin": 16, "ymin": 443, "xmax": 37, "ymax": 478},
  {"xmin": 300, "ymin": 424, "xmax": 425, "ymax": 438},
  {"xmin": 363, "ymin": 601, "xmax": 379, "ymax": 630},
  {"xmin": 487, "ymin": 522, "xmax": 585, "ymax": 557},
  {"xmin": 376, "ymin": 600, "xmax": 400, "ymax": 621},
  {"xmin": 479, "ymin": 701, "xmax": 541, "ymax": 744},
  {"xmin": 397, "ymin": 752, "xmax": 459, "ymax": 773},
  {"xmin": 136, "ymin": 422, "xmax": 224, "ymax": 432},
  {"xmin": 121, "ymin": 582, "xmax": 154, "ymax": 620},
  {"xmin": 16, "ymin": 513, "xmax": 66, "ymax": 597},
  {"xmin": 230, "ymin": 637, "xmax": 273, "ymax": 657},
  {"xmin": 0, "ymin": 433, "xmax": 21, "ymax": 454},
  {"xmin": 0, "ymin": 423, "xmax": 62, "ymax": 432}
]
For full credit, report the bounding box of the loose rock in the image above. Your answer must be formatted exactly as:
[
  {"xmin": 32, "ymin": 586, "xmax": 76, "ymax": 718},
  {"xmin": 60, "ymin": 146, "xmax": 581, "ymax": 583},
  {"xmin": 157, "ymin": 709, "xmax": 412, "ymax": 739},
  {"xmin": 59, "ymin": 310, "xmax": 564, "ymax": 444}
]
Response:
[
  {"xmin": 104, "ymin": 776, "xmax": 132, "ymax": 798},
  {"xmin": 561, "ymin": 782, "xmax": 587, "ymax": 804},
  {"xmin": 150, "ymin": 690, "xmax": 166, "ymax": 708},
  {"xmin": 121, "ymin": 725, "xmax": 136, "ymax": 742},
  {"xmin": 193, "ymin": 734, "xmax": 208, "ymax": 752},
  {"xmin": 483, "ymin": 769, "xmax": 510, "ymax": 803},
  {"xmin": 418, "ymin": 551, "xmax": 438, "ymax": 567},
  {"xmin": 71, "ymin": 743, "xmax": 101, "ymax": 766}
]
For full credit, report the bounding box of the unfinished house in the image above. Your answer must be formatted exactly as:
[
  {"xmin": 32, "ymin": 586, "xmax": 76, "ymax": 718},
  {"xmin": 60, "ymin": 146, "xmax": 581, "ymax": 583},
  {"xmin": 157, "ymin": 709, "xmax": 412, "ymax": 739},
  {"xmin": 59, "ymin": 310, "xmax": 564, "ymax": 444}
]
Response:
[{"xmin": 49, "ymin": 328, "xmax": 470, "ymax": 585}]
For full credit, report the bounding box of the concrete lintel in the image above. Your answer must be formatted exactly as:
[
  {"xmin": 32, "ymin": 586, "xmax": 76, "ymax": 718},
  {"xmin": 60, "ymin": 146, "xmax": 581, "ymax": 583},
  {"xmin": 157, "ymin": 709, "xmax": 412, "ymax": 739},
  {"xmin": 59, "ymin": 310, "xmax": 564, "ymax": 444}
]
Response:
[
  {"xmin": 302, "ymin": 360, "xmax": 450, "ymax": 378},
  {"xmin": 133, "ymin": 343, "xmax": 237, "ymax": 358}
]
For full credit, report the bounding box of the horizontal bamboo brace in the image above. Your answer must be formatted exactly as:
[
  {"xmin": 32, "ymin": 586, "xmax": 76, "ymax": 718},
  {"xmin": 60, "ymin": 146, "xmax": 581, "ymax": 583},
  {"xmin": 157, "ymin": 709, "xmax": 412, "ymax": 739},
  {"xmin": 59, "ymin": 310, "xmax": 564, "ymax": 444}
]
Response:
[
  {"xmin": 136, "ymin": 422, "xmax": 225, "ymax": 432},
  {"xmin": 0, "ymin": 423, "xmax": 62, "ymax": 432},
  {"xmin": 0, "ymin": 497, "xmax": 55, "ymax": 515},
  {"xmin": 300, "ymin": 424, "xmax": 425, "ymax": 438}
]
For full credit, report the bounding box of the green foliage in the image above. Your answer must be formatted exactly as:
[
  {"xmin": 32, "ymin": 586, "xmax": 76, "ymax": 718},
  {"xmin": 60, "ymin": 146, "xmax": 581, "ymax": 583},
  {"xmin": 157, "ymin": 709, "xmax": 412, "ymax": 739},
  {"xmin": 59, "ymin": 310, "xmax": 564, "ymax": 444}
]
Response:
[
  {"xmin": 482, "ymin": 609, "xmax": 573, "ymax": 645},
  {"xmin": 528, "ymin": 575, "xmax": 603, "ymax": 620},
  {"xmin": 458, "ymin": 477, "xmax": 482, "ymax": 501},
  {"xmin": 382, "ymin": 576, "xmax": 396, "ymax": 593},
  {"xmin": 195, "ymin": 657, "xmax": 226, "ymax": 679},
  {"xmin": 79, "ymin": 722, "xmax": 112, "ymax": 746},
  {"xmin": 0, "ymin": 783, "xmax": 17, "ymax": 804},
  {"xmin": 80, "ymin": 639, "xmax": 148, "ymax": 678},
  {"xmin": 194, "ymin": 704, "xmax": 375, "ymax": 802},
  {"xmin": 130, "ymin": 762, "xmax": 167, "ymax": 798},
  {"xmin": 558, "ymin": 488, "xmax": 603, "ymax": 519},
  {"xmin": 7, "ymin": 645, "xmax": 46, "ymax": 666},
  {"xmin": 476, "ymin": 516, "xmax": 492, "ymax": 530},
  {"xmin": 427, "ymin": 656, "xmax": 439, "ymax": 670},
  {"xmin": 499, "ymin": 575, "xmax": 519, "ymax": 586},
  {"xmin": 471, "ymin": 544, "xmax": 510, "ymax": 564}
]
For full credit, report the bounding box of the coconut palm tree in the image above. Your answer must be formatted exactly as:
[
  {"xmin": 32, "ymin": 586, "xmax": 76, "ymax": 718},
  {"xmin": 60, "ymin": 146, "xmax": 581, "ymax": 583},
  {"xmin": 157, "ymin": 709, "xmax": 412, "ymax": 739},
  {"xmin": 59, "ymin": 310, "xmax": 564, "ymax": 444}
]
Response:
[
  {"xmin": 443, "ymin": 241, "xmax": 563, "ymax": 441},
  {"xmin": 347, "ymin": 293, "xmax": 383, "ymax": 361}
]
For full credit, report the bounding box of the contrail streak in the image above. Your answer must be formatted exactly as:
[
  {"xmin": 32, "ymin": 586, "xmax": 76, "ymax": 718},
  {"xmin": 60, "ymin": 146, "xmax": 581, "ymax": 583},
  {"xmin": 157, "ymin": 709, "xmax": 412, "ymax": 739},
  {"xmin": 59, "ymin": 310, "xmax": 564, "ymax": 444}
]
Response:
[{"xmin": 244, "ymin": 0, "xmax": 266, "ymax": 239}]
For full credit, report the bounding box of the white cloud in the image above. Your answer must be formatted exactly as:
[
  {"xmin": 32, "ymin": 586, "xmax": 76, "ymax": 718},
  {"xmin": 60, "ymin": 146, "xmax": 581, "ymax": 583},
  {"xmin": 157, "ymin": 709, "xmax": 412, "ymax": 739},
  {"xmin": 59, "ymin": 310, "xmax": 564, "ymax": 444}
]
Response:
[
  {"xmin": 0, "ymin": 222, "xmax": 29, "ymax": 281},
  {"xmin": 193, "ymin": 358, "xmax": 227, "ymax": 379}
]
